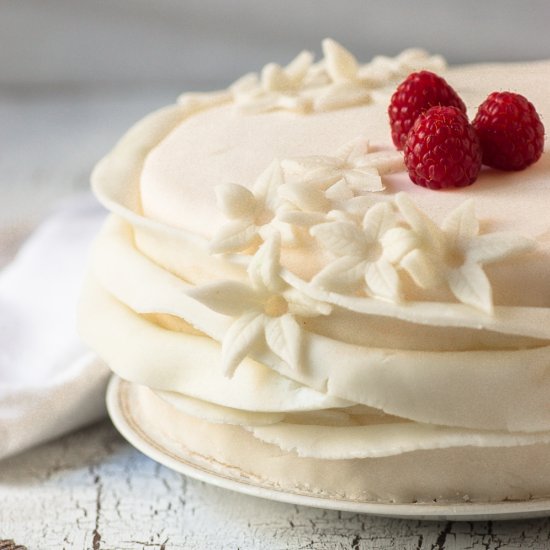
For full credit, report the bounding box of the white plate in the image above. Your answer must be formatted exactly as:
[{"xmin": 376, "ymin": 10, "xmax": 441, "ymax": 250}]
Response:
[{"xmin": 107, "ymin": 375, "xmax": 550, "ymax": 521}]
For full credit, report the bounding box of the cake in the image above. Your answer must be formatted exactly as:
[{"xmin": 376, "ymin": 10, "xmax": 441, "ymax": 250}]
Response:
[{"xmin": 79, "ymin": 40, "xmax": 550, "ymax": 504}]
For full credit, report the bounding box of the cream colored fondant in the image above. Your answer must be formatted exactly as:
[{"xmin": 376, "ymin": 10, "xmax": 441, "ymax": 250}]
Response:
[{"xmin": 80, "ymin": 41, "xmax": 550, "ymax": 503}]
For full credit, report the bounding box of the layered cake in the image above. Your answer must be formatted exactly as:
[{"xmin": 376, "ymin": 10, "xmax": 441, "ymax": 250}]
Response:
[{"xmin": 79, "ymin": 40, "xmax": 550, "ymax": 503}]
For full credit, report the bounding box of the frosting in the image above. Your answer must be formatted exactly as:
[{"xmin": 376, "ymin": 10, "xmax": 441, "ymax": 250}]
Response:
[{"xmin": 80, "ymin": 40, "xmax": 550, "ymax": 500}]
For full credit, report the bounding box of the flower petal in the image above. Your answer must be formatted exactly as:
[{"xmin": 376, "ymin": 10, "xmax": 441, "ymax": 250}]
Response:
[
  {"xmin": 310, "ymin": 221, "xmax": 367, "ymax": 257},
  {"xmin": 401, "ymin": 249, "xmax": 444, "ymax": 289},
  {"xmin": 277, "ymin": 209, "xmax": 327, "ymax": 227},
  {"xmin": 447, "ymin": 263, "xmax": 493, "ymax": 313},
  {"xmin": 265, "ymin": 313, "xmax": 302, "ymax": 370},
  {"xmin": 361, "ymin": 202, "xmax": 397, "ymax": 242},
  {"xmin": 335, "ymin": 135, "xmax": 371, "ymax": 164},
  {"xmin": 261, "ymin": 63, "xmax": 292, "ymax": 92},
  {"xmin": 380, "ymin": 226, "xmax": 418, "ymax": 263},
  {"xmin": 343, "ymin": 167, "xmax": 384, "ymax": 192},
  {"xmin": 278, "ymin": 182, "xmax": 330, "ymax": 212},
  {"xmin": 248, "ymin": 234, "xmax": 284, "ymax": 293},
  {"xmin": 322, "ymin": 38, "xmax": 359, "ymax": 82},
  {"xmin": 210, "ymin": 220, "xmax": 259, "ymax": 254},
  {"xmin": 285, "ymin": 288, "xmax": 332, "ymax": 316},
  {"xmin": 358, "ymin": 150, "xmax": 405, "ymax": 175},
  {"xmin": 222, "ymin": 312, "xmax": 266, "ymax": 377},
  {"xmin": 215, "ymin": 183, "xmax": 257, "ymax": 219},
  {"xmin": 254, "ymin": 160, "xmax": 284, "ymax": 209},
  {"xmin": 284, "ymin": 50, "xmax": 314, "ymax": 84},
  {"xmin": 364, "ymin": 259, "xmax": 401, "ymax": 301},
  {"xmin": 311, "ymin": 256, "xmax": 365, "ymax": 293},
  {"xmin": 442, "ymin": 200, "xmax": 479, "ymax": 244},
  {"xmin": 395, "ymin": 193, "xmax": 445, "ymax": 249},
  {"xmin": 313, "ymin": 82, "xmax": 371, "ymax": 111}
]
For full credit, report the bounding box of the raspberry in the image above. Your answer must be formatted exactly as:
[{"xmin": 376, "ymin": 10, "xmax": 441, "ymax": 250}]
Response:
[
  {"xmin": 472, "ymin": 91, "xmax": 545, "ymax": 171},
  {"xmin": 404, "ymin": 106, "xmax": 482, "ymax": 189},
  {"xmin": 388, "ymin": 71, "xmax": 467, "ymax": 149}
]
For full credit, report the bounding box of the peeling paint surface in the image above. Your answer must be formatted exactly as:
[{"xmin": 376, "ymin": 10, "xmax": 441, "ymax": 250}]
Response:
[{"xmin": 1, "ymin": 422, "xmax": 550, "ymax": 549}]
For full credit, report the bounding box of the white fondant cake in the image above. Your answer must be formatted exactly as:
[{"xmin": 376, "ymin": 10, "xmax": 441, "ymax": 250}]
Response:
[{"xmin": 79, "ymin": 40, "xmax": 550, "ymax": 503}]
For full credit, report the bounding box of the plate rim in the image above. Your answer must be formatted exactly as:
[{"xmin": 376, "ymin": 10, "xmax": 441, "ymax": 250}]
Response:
[{"xmin": 106, "ymin": 375, "xmax": 550, "ymax": 521}]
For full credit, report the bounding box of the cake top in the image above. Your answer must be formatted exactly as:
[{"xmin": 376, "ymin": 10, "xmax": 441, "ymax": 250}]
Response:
[{"xmin": 93, "ymin": 40, "xmax": 549, "ymax": 314}]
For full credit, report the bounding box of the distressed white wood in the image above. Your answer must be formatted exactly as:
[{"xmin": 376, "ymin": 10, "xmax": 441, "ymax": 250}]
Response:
[
  {"xmin": 2, "ymin": 421, "xmax": 550, "ymax": 550},
  {"xmin": 2, "ymin": 91, "xmax": 550, "ymax": 550}
]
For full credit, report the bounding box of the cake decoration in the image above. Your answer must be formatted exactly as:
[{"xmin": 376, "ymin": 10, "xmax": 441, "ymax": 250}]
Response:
[
  {"xmin": 190, "ymin": 234, "xmax": 331, "ymax": 376},
  {"xmin": 388, "ymin": 70, "xmax": 467, "ymax": 149},
  {"xmin": 203, "ymin": 39, "xmax": 447, "ymax": 115},
  {"xmin": 473, "ymin": 91, "xmax": 545, "ymax": 170},
  {"xmin": 403, "ymin": 105, "xmax": 482, "ymax": 189},
  {"xmin": 80, "ymin": 40, "xmax": 550, "ymax": 504}
]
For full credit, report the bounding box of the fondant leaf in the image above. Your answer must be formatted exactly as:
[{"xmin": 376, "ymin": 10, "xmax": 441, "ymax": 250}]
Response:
[
  {"xmin": 322, "ymin": 38, "xmax": 359, "ymax": 82},
  {"xmin": 311, "ymin": 256, "xmax": 365, "ymax": 293},
  {"xmin": 265, "ymin": 313, "xmax": 302, "ymax": 370},
  {"xmin": 442, "ymin": 199, "xmax": 479, "ymax": 244},
  {"xmin": 343, "ymin": 167, "xmax": 384, "ymax": 192},
  {"xmin": 358, "ymin": 150, "xmax": 405, "ymax": 175},
  {"xmin": 215, "ymin": 183, "xmax": 257, "ymax": 220},
  {"xmin": 381, "ymin": 226, "xmax": 418, "ymax": 263},
  {"xmin": 362, "ymin": 202, "xmax": 397, "ymax": 242},
  {"xmin": 278, "ymin": 182, "xmax": 330, "ymax": 212},
  {"xmin": 364, "ymin": 259, "xmax": 401, "ymax": 302},
  {"xmin": 284, "ymin": 50, "xmax": 314, "ymax": 84},
  {"xmin": 261, "ymin": 63, "xmax": 292, "ymax": 92},
  {"xmin": 248, "ymin": 234, "xmax": 284, "ymax": 293},
  {"xmin": 447, "ymin": 263, "xmax": 493, "ymax": 314},
  {"xmin": 401, "ymin": 249, "xmax": 443, "ymax": 289},
  {"xmin": 310, "ymin": 221, "xmax": 367, "ymax": 257},
  {"xmin": 254, "ymin": 160, "xmax": 285, "ymax": 209},
  {"xmin": 222, "ymin": 312, "xmax": 266, "ymax": 377},
  {"xmin": 210, "ymin": 220, "xmax": 259, "ymax": 254},
  {"xmin": 313, "ymin": 82, "xmax": 371, "ymax": 111}
]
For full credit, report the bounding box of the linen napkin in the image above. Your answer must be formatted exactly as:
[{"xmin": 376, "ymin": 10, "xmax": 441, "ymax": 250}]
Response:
[{"xmin": 0, "ymin": 194, "xmax": 109, "ymax": 460}]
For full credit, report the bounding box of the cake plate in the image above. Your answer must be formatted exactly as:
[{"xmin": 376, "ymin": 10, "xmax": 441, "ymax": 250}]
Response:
[{"xmin": 106, "ymin": 375, "xmax": 550, "ymax": 521}]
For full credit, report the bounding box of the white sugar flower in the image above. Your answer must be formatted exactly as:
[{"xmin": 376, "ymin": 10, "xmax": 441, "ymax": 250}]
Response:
[
  {"xmin": 190, "ymin": 235, "xmax": 331, "ymax": 377},
  {"xmin": 231, "ymin": 51, "xmax": 314, "ymax": 114},
  {"xmin": 211, "ymin": 161, "xmax": 295, "ymax": 254},
  {"xmin": 310, "ymin": 202, "xmax": 402, "ymax": 301},
  {"xmin": 277, "ymin": 137, "xmax": 404, "ymax": 227},
  {"xmin": 358, "ymin": 48, "xmax": 446, "ymax": 86},
  {"xmin": 388, "ymin": 193, "xmax": 536, "ymax": 313},
  {"xmin": 308, "ymin": 39, "xmax": 373, "ymax": 111}
]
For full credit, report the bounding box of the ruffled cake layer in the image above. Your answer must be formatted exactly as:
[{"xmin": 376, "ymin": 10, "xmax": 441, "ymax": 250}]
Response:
[{"xmin": 79, "ymin": 44, "xmax": 550, "ymax": 502}]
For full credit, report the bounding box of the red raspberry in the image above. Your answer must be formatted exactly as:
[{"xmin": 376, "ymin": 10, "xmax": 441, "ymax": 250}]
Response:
[
  {"xmin": 472, "ymin": 91, "xmax": 545, "ymax": 171},
  {"xmin": 388, "ymin": 71, "xmax": 467, "ymax": 149},
  {"xmin": 404, "ymin": 106, "xmax": 482, "ymax": 190}
]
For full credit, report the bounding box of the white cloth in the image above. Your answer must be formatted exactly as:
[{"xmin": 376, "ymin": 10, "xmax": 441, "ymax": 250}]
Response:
[{"xmin": 0, "ymin": 194, "xmax": 109, "ymax": 460}]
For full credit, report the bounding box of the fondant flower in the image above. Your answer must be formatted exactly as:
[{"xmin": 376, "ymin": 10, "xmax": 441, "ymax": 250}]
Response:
[
  {"xmin": 191, "ymin": 235, "xmax": 331, "ymax": 376},
  {"xmin": 389, "ymin": 193, "xmax": 536, "ymax": 313},
  {"xmin": 210, "ymin": 161, "xmax": 294, "ymax": 254},
  {"xmin": 231, "ymin": 51, "xmax": 314, "ymax": 114},
  {"xmin": 277, "ymin": 137, "xmax": 404, "ymax": 227},
  {"xmin": 308, "ymin": 39, "xmax": 373, "ymax": 111},
  {"xmin": 310, "ymin": 202, "xmax": 402, "ymax": 301}
]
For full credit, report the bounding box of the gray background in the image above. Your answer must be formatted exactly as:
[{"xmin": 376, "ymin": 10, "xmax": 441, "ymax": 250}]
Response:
[{"xmin": 3, "ymin": 0, "xmax": 550, "ymax": 90}]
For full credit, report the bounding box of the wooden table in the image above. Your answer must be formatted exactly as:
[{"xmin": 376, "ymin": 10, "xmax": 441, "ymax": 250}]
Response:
[
  {"xmin": 2, "ymin": 420, "xmax": 550, "ymax": 550},
  {"xmin": 2, "ymin": 88, "xmax": 550, "ymax": 550}
]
